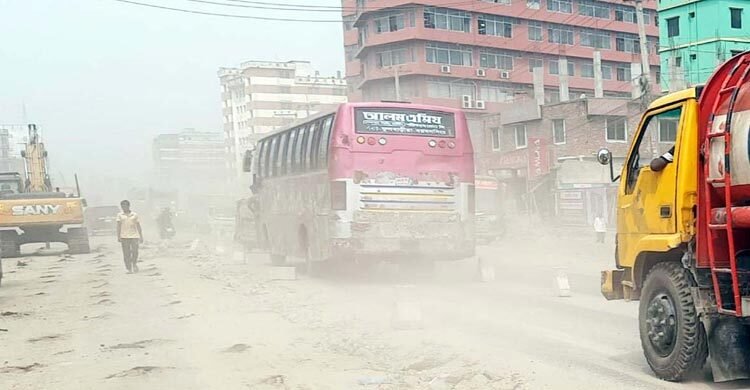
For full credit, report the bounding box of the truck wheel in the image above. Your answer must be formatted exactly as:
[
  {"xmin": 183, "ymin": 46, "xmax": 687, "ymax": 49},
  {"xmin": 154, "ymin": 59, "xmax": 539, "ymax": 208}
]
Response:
[
  {"xmin": 67, "ymin": 227, "xmax": 91, "ymax": 254},
  {"xmin": 639, "ymin": 262, "xmax": 708, "ymax": 381},
  {"xmin": 0, "ymin": 232, "xmax": 20, "ymax": 258}
]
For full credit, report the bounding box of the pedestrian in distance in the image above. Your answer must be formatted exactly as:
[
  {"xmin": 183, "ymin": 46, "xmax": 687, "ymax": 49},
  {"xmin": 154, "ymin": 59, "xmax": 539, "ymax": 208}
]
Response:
[
  {"xmin": 117, "ymin": 200, "xmax": 143, "ymax": 273},
  {"xmin": 594, "ymin": 214, "xmax": 606, "ymax": 244}
]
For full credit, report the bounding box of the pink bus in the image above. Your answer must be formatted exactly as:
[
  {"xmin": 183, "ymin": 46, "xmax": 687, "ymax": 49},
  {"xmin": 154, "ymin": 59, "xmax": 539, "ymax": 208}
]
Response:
[{"xmin": 247, "ymin": 102, "xmax": 475, "ymax": 267}]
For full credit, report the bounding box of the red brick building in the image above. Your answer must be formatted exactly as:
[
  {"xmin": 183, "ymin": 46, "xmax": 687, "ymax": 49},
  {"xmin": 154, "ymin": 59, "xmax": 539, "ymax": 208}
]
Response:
[
  {"xmin": 342, "ymin": 0, "xmax": 660, "ymax": 112},
  {"xmin": 479, "ymin": 97, "xmax": 666, "ymax": 224}
]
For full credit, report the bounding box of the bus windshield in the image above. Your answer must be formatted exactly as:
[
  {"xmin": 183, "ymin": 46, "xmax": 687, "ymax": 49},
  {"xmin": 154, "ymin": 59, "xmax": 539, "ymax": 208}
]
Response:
[{"xmin": 354, "ymin": 108, "xmax": 455, "ymax": 137}]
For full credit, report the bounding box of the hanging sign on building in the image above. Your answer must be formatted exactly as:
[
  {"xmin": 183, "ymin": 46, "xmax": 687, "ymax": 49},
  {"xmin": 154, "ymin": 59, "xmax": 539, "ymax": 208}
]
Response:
[{"xmin": 527, "ymin": 137, "xmax": 549, "ymax": 180}]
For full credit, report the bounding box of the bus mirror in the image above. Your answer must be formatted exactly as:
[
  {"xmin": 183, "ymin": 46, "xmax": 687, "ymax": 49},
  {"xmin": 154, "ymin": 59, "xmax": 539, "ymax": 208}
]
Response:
[
  {"xmin": 597, "ymin": 148, "xmax": 620, "ymax": 182},
  {"xmin": 597, "ymin": 148, "xmax": 611, "ymax": 165}
]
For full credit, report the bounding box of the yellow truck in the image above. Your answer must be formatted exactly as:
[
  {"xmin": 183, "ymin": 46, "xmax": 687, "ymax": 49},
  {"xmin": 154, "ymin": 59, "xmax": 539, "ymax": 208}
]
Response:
[
  {"xmin": 0, "ymin": 125, "xmax": 90, "ymax": 257},
  {"xmin": 598, "ymin": 52, "xmax": 750, "ymax": 382}
]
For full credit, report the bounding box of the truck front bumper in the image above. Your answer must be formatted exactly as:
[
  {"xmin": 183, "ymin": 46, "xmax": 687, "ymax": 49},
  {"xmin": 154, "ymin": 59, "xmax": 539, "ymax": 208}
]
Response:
[{"xmin": 601, "ymin": 269, "xmax": 626, "ymax": 300}]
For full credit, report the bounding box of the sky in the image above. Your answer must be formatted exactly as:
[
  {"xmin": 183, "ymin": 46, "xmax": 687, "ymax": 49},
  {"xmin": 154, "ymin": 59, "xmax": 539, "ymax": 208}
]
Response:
[{"xmin": 0, "ymin": 0, "xmax": 345, "ymax": 185}]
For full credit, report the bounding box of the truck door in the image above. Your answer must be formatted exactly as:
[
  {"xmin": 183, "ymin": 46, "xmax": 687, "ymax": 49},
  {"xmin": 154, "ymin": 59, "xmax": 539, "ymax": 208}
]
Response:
[{"xmin": 618, "ymin": 104, "xmax": 684, "ymax": 261}]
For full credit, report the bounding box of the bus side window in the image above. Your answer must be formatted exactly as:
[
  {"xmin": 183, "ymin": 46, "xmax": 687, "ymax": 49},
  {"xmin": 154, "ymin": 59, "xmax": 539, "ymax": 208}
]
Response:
[
  {"xmin": 317, "ymin": 116, "xmax": 334, "ymax": 169},
  {"xmin": 263, "ymin": 139, "xmax": 272, "ymax": 178},
  {"xmin": 286, "ymin": 129, "xmax": 297, "ymax": 174},
  {"xmin": 278, "ymin": 131, "xmax": 289, "ymax": 176},
  {"xmin": 306, "ymin": 121, "xmax": 318, "ymax": 170},
  {"xmin": 297, "ymin": 124, "xmax": 309, "ymax": 172},
  {"xmin": 269, "ymin": 136, "xmax": 279, "ymax": 177},
  {"xmin": 257, "ymin": 140, "xmax": 266, "ymax": 178}
]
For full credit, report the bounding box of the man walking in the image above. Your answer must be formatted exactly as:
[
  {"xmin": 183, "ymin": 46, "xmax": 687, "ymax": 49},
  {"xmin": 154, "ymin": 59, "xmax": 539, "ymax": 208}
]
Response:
[{"xmin": 117, "ymin": 200, "xmax": 143, "ymax": 273}]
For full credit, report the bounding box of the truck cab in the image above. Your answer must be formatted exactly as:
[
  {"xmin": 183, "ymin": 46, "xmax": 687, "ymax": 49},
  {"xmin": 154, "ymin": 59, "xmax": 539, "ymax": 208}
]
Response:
[
  {"xmin": 600, "ymin": 88, "xmax": 700, "ymax": 302},
  {"xmin": 599, "ymin": 52, "xmax": 750, "ymax": 383}
]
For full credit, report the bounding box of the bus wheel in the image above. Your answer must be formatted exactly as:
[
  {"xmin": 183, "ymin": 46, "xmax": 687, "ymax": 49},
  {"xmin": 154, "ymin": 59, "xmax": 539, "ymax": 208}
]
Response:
[{"xmin": 639, "ymin": 262, "xmax": 708, "ymax": 381}]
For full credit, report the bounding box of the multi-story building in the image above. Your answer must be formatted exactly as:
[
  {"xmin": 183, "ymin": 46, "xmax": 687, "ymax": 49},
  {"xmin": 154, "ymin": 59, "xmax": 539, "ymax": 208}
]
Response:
[
  {"xmin": 658, "ymin": 0, "xmax": 750, "ymax": 91},
  {"xmin": 152, "ymin": 129, "xmax": 226, "ymax": 191},
  {"xmin": 218, "ymin": 61, "xmax": 348, "ymax": 177},
  {"xmin": 342, "ymin": 0, "xmax": 661, "ymax": 112},
  {"xmin": 478, "ymin": 96, "xmax": 647, "ymax": 224}
]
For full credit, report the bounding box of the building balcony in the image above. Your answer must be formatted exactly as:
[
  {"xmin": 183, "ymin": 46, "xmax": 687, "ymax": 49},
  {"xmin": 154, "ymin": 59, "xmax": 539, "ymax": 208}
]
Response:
[{"xmin": 355, "ymin": 26, "xmax": 659, "ymax": 67}]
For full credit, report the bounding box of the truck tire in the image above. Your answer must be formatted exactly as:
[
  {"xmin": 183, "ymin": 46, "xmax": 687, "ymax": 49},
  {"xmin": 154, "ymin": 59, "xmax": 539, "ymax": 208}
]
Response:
[
  {"xmin": 0, "ymin": 232, "xmax": 20, "ymax": 258},
  {"xmin": 67, "ymin": 227, "xmax": 91, "ymax": 254},
  {"xmin": 639, "ymin": 262, "xmax": 708, "ymax": 381}
]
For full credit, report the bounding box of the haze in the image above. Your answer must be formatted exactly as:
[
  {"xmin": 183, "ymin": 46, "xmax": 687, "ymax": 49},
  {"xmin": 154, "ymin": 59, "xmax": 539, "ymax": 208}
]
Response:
[{"xmin": 0, "ymin": 0, "xmax": 344, "ymax": 183}]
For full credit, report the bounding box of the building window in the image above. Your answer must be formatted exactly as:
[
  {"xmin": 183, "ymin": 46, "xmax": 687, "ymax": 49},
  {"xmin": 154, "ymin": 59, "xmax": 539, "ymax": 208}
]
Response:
[
  {"xmin": 478, "ymin": 14, "xmax": 514, "ymax": 38},
  {"xmin": 376, "ymin": 47, "xmax": 413, "ymax": 68},
  {"xmin": 480, "ymin": 84, "xmax": 513, "ymax": 102},
  {"xmin": 527, "ymin": 0, "xmax": 541, "ymax": 9},
  {"xmin": 426, "ymin": 42, "xmax": 472, "ymax": 66},
  {"xmin": 374, "ymin": 13, "xmax": 407, "ymax": 33},
  {"xmin": 424, "ymin": 7, "xmax": 471, "ymax": 33},
  {"xmin": 549, "ymin": 60, "xmax": 559, "ymax": 75},
  {"xmin": 614, "ymin": 5, "xmax": 637, "ymax": 23},
  {"xmin": 548, "ymin": 0, "xmax": 573, "ymax": 14},
  {"xmin": 658, "ymin": 118, "xmax": 678, "ymax": 143},
  {"xmin": 616, "ymin": 33, "xmax": 641, "ymax": 53},
  {"xmin": 675, "ymin": 56, "xmax": 682, "ymax": 67},
  {"xmin": 528, "ymin": 21, "xmax": 543, "ymax": 41},
  {"xmin": 514, "ymin": 125, "xmax": 527, "ymax": 148},
  {"xmin": 731, "ymin": 8, "xmax": 743, "ymax": 29},
  {"xmin": 529, "ymin": 58, "xmax": 543, "ymax": 72},
  {"xmin": 601, "ymin": 64, "xmax": 612, "ymax": 79},
  {"xmin": 616, "ymin": 65, "xmax": 631, "ymax": 81},
  {"xmin": 480, "ymin": 49, "xmax": 514, "ymax": 70},
  {"xmin": 546, "ymin": 90, "xmax": 560, "ymax": 103},
  {"xmin": 578, "ymin": 0, "xmax": 609, "ymax": 19},
  {"xmin": 580, "ymin": 28, "xmax": 611, "ymax": 49},
  {"xmin": 548, "ymin": 25, "xmax": 574, "ymax": 45},
  {"xmin": 426, "ymin": 77, "xmax": 475, "ymax": 98},
  {"xmin": 552, "ymin": 119, "xmax": 566, "ymax": 144},
  {"xmin": 491, "ymin": 127, "xmax": 501, "ymax": 150},
  {"xmin": 581, "ymin": 63, "xmax": 594, "ymax": 78},
  {"xmin": 606, "ymin": 117, "xmax": 627, "ymax": 142},
  {"xmin": 667, "ymin": 17, "xmax": 680, "ymax": 37},
  {"xmin": 548, "ymin": 60, "xmax": 574, "ymax": 76}
]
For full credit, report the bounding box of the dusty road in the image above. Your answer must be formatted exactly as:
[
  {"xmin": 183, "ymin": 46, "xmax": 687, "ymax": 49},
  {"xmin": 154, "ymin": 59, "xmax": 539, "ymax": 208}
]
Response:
[{"xmin": 2, "ymin": 227, "xmax": 749, "ymax": 389}]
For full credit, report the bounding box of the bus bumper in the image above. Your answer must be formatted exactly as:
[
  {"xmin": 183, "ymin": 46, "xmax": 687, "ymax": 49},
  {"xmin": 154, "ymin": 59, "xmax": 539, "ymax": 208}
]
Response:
[{"xmin": 331, "ymin": 237, "xmax": 474, "ymax": 261}]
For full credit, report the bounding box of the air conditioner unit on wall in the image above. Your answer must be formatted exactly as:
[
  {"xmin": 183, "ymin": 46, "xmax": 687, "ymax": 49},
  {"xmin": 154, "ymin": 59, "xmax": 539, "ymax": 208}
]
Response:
[
  {"xmin": 461, "ymin": 95, "xmax": 472, "ymax": 109},
  {"xmin": 499, "ymin": 71, "xmax": 510, "ymax": 79},
  {"xmin": 476, "ymin": 68, "xmax": 486, "ymax": 77},
  {"xmin": 440, "ymin": 65, "xmax": 452, "ymax": 74},
  {"xmin": 475, "ymin": 100, "xmax": 486, "ymax": 110}
]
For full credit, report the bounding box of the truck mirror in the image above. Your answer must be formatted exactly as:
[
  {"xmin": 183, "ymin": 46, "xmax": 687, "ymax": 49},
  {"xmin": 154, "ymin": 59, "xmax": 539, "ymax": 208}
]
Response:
[
  {"xmin": 597, "ymin": 148, "xmax": 621, "ymax": 182},
  {"xmin": 597, "ymin": 148, "xmax": 611, "ymax": 165}
]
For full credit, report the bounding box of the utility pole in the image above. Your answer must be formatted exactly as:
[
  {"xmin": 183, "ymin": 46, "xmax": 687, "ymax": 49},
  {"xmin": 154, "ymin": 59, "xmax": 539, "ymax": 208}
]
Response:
[{"xmin": 624, "ymin": 0, "xmax": 652, "ymax": 107}]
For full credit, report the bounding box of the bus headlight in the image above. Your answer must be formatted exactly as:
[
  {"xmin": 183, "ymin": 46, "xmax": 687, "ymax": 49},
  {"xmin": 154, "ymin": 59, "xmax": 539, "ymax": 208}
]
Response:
[
  {"xmin": 448, "ymin": 141, "xmax": 456, "ymax": 149},
  {"xmin": 428, "ymin": 139, "xmax": 437, "ymax": 148},
  {"xmin": 378, "ymin": 137, "xmax": 387, "ymax": 145},
  {"xmin": 356, "ymin": 136, "xmax": 366, "ymax": 144}
]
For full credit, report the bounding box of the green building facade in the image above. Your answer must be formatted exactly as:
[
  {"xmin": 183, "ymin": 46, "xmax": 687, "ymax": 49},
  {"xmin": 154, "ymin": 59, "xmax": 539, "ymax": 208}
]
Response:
[{"xmin": 658, "ymin": 0, "xmax": 750, "ymax": 91}]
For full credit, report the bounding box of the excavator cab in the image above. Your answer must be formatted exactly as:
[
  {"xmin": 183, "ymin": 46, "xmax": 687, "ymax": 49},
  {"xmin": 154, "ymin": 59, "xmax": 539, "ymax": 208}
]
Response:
[{"xmin": 0, "ymin": 173, "xmax": 24, "ymax": 196}]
